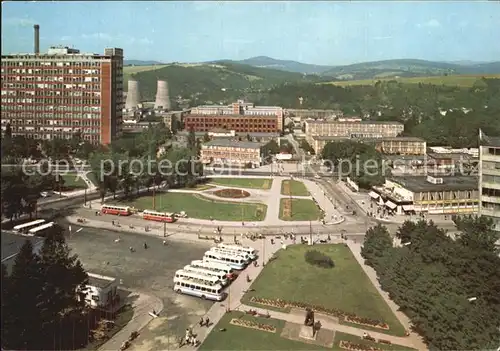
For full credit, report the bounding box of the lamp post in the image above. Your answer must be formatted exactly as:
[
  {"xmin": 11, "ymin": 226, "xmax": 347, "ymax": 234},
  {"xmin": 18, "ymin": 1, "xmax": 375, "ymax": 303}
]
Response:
[{"xmin": 163, "ymin": 221, "xmax": 167, "ymax": 237}]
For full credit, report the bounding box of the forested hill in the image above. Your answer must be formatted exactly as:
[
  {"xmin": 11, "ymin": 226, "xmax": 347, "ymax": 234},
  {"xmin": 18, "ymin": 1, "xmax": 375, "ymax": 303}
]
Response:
[{"xmin": 127, "ymin": 62, "xmax": 325, "ymax": 102}]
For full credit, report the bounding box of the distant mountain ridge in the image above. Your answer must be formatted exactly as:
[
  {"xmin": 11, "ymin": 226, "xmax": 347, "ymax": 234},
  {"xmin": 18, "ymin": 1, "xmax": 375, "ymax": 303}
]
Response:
[
  {"xmin": 124, "ymin": 60, "xmax": 164, "ymax": 66},
  {"xmin": 214, "ymin": 56, "xmax": 500, "ymax": 80}
]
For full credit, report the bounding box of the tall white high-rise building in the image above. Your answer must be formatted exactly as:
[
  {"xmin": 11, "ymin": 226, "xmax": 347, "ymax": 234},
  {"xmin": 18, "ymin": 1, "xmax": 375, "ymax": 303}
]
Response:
[{"xmin": 478, "ymin": 129, "xmax": 500, "ymax": 232}]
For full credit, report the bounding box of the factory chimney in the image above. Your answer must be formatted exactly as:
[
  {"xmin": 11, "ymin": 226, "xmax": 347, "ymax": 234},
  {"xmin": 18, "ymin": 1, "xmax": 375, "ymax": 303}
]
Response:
[{"xmin": 34, "ymin": 24, "xmax": 40, "ymax": 55}]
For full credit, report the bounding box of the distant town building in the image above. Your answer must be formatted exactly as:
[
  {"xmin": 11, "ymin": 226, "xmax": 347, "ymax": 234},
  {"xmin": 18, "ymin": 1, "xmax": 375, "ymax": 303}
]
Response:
[
  {"xmin": 478, "ymin": 130, "xmax": 500, "ymax": 232},
  {"xmin": 200, "ymin": 139, "xmax": 264, "ymax": 168},
  {"xmin": 185, "ymin": 100, "xmax": 284, "ymax": 133},
  {"xmin": 0, "ymin": 26, "xmax": 124, "ymax": 144},
  {"xmin": 80, "ymin": 273, "xmax": 119, "ymax": 309}
]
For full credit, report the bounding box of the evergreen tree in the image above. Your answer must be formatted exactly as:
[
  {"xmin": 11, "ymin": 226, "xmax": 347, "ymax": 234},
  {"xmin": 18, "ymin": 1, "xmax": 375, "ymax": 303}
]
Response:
[
  {"xmin": 2, "ymin": 240, "xmax": 45, "ymax": 350},
  {"xmin": 361, "ymin": 224, "xmax": 393, "ymax": 267}
]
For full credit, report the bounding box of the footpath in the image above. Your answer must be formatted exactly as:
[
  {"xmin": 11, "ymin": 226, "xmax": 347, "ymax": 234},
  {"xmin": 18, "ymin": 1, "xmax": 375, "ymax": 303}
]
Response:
[{"xmin": 179, "ymin": 235, "xmax": 427, "ymax": 351}]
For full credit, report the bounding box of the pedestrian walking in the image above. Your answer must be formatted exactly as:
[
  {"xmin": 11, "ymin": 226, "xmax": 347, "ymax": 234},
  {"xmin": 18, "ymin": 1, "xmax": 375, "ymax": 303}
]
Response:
[
  {"xmin": 199, "ymin": 317, "xmax": 204, "ymax": 327},
  {"xmin": 205, "ymin": 317, "xmax": 210, "ymax": 327}
]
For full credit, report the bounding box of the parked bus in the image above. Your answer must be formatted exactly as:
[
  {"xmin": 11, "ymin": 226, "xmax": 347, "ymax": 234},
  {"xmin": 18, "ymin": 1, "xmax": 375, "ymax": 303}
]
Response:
[
  {"xmin": 203, "ymin": 250, "xmax": 247, "ymax": 270},
  {"xmin": 13, "ymin": 219, "xmax": 46, "ymax": 234},
  {"xmin": 142, "ymin": 210, "xmax": 176, "ymax": 223},
  {"xmin": 191, "ymin": 260, "xmax": 237, "ymax": 280},
  {"xmin": 100, "ymin": 204, "xmax": 132, "ymax": 216},
  {"xmin": 28, "ymin": 222, "xmax": 55, "ymax": 236},
  {"xmin": 217, "ymin": 243, "xmax": 257, "ymax": 260},
  {"xmin": 173, "ymin": 269, "xmax": 220, "ymax": 286},
  {"xmin": 209, "ymin": 247, "xmax": 251, "ymax": 264},
  {"xmin": 183, "ymin": 265, "xmax": 229, "ymax": 286},
  {"xmin": 173, "ymin": 277, "xmax": 225, "ymax": 301}
]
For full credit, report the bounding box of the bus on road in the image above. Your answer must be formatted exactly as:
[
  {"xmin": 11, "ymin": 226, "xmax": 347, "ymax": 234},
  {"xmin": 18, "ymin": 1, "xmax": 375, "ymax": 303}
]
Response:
[
  {"xmin": 203, "ymin": 250, "xmax": 247, "ymax": 270},
  {"xmin": 142, "ymin": 210, "xmax": 176, "ymax": 223},
  {"xmin": 28, "ymin": 222, "xmax": 55, "ymax": 236},
  {"xmin": 191, "ymin": 260, "xmax": 236, "ymax": 280},
  {"xmin": 13, "ymin": 219, "xmax": 46, "ymax": 234},
  {"xmin": 100, "ymin": 204, "xmax": 132, "ymax": 216},
  {"xmin": 173, "ymin": 277, "xmax": 225, "ymax": 301}
]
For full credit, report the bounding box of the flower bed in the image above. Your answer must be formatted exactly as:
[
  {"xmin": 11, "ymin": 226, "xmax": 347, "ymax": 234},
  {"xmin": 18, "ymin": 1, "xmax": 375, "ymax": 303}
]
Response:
[
  {"xmin": 213, "ymin": 188, "xmax": 250, "ymax": 199},
  {"xmin": 339, "ymin": 340, "xmax": 383, "ymax": 351},
  {"xmin": 229, "ymin": 318, "xmax": 276, "ymax": 333},
  {"xmin": 250, "ymin": 297, "xmax": 389, "ymax": 330}
]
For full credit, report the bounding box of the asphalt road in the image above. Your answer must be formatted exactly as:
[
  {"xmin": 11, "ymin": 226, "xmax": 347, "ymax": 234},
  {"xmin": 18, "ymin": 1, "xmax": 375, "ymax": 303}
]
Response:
[{"xmin": 63, "ymin": 223, "xmax": 214, "ymax": 350}]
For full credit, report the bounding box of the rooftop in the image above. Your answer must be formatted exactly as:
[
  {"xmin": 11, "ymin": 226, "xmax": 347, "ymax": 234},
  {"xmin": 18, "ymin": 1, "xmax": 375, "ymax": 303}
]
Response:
[
  {"xmin": 306, "ymin": 119, "xmax": 403, "ymax": 126},
  {"xmin": 186, "ymin": 114, "xmax": 278, "ymax": 118},
  {"xmin": 87, "ymin": 273, "xmax": 116, "ymax": 289},
  {"xmin": 312, "ymin": 136, "xmax": 424, "ymax": 142},
  {"xmin": 202, "ymin": 139, "xmax": 264, "ymax": 149},
  {"xmin": 389, "ymin": 175, "xmax": 479, "ymax": 192},
  {"xmin": 480, "ymin": 130, "xmax": 500, "ymax": 147}
]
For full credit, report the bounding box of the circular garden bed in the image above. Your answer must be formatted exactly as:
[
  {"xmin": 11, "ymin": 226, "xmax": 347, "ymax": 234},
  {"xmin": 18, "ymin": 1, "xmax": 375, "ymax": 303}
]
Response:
[{"xmin": 213, "ymin": 188, "xmax": 250, "ymax": 199}]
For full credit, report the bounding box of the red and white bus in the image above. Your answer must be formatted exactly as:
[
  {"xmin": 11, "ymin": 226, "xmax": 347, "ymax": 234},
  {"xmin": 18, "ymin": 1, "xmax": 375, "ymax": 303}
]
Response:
[
  {"xmin": 142, "ymin": 210, "xmax": 177, "ymax": 223},
  {"xmin": 100, "ymin": 204, "xmax": 132, "ymax": 216}
]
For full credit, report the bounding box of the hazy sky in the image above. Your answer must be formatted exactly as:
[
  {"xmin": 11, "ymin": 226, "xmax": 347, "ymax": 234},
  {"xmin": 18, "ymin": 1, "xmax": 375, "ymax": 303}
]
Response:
[{"xmin": 2, "ymin": 1, "xmax": 499, "ymax": 65}]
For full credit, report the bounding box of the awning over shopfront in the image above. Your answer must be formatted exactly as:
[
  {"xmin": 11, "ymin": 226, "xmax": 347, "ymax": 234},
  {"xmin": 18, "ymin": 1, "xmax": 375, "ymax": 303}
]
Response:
[
  {"xmin": 368, "ymin": 191, "xmax": 379, "ymax": 199},
  {"xmin": 385, "ymin": 201, "xmax": 397, "ymax": 210},
  {"xmin": 402, "ymin": 205, "xmax": 415, "ymax": 211}
]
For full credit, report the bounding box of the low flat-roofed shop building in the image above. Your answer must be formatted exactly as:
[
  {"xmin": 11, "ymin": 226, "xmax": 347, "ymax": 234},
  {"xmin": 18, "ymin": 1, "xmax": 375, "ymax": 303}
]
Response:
[
  {"xmin": 370, "ymin": 175, "xmax": 479, "ymax": 215},
  {"xmin": 200, "ymin": 139, "xmax": 264, "ymax": 168},
  {"xmin": 305, "ymin": 119, "xmax": 404, "ymax": 140},
  {"xmin": 81, "ymin": 272, "xmax": 119, "ymax": 309}
]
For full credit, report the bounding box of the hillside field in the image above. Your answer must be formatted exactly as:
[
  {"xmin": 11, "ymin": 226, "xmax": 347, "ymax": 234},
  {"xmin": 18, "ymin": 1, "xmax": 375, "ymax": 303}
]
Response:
[
  {"xmin": 123, "ymin": 65, "xmax": 168, "ymax": 79},
  {"xmin": 320, "ymin": 74, "xmax": 500, "ymax": 87}
]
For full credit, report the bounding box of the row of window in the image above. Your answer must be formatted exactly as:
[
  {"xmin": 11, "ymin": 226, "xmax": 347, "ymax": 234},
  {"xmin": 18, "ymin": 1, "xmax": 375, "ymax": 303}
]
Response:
[
  {"xmin": 481, "ymin": 202, "xmax": 500, "ymax": 211},
  {"xmin": 13, "ymin": 120, "xmax": 102, "ymax": 126},
  {"xmin": 482, "ymin": 160, "xmax": 500, "ymax": 170},
  {"xmin": 2, "ymin": 98, "xmax": 102, "ymax": 105},
  {"xmin": 2, "ymin": 91, "xmax": 102, "ymax": 98},
  {"xmin": 2, "ymin": 68, "xmax": 102, "ymax": 75},
  {"xmin": 1, "ymin": 61, "xmax": 104, "ymax": 67},
  {"xmin": 3, "ymin": 76, "xmax": 101, "ymax": 83},
  {"xmin": 482, "ymin": 175, "xmax": 500, "ymax": 184},
  {"xmin": 2, "ymin": 83, "xmax": 103, "ymax": 90},
  {"xmin": 482, "ymin": 187, "xmax": 500, "ymax": 197},
  {"xmin": 11, "ymin": 132, "xmax": 101, "ymax": 142}
]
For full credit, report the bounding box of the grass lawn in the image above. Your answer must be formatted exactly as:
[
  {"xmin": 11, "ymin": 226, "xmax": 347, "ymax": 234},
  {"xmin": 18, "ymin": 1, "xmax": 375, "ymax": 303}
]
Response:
[
  {"xmin": 208, "ymin": 178, "xmax": 272, "ymax": 190},
  {"xmin": 242, "ymin": 244, "xmax": 406, "ymax": 336},
  {"xmin": 116, "ymin": 192, "xmax": 267, "ymax": 221},
  {"xmin": 279, "ymin": 198, "xmax": 322, "ymax": 221},
  {"xmin": 60, "ymin": 174, "xmax": 88, "ymax": 190},
  {"xmin": 281, "ymin": 180, "xmax": 309, "ymax": 196},
  {"xmin": 199, "ymin": 313, "xmax": 415, "ymax": 351}
]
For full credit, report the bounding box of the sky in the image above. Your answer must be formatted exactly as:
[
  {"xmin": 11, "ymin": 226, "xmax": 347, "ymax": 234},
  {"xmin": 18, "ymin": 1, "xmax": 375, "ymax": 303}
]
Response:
[{"xmin": 2, "ymin": 1, "xmax": 499, "ymax": 66}]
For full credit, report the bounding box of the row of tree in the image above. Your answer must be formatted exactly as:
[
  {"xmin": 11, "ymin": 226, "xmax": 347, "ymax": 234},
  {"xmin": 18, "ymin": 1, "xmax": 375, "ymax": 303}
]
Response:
[
  {"xmin": 361, "ymin": 216, "xmax": 500, "ymax": 350},
  {"xmin": 2, "ymin": 225, "xmax": 91, "ymax": 350}
]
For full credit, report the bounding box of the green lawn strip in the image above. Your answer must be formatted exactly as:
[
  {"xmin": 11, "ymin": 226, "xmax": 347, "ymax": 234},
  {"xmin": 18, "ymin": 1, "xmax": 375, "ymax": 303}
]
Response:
[
  {"xmin": 279, "ymin": 198, "xmax": 322, "ymax": 221},
  {"xmin": 60, "ymin": 174, "xmax": 88, "ymax": 190},
  {"xmin": 115, "ymin": 192, "xmax": 267, "ymax": 221},
  {"xmin": 199, "ymin": 312, "xmax": 327, "ymax": 351},
  {"xmin": 332, "ymin": 332, "xmax": 417, "ymax": 351},
  {"xmin": 281, "ymin": 180, "xmax": 310, "ymax": 196},
  {"xmin": 208, "ymin": 178, "xmax": 273, "ymax": 190},
  {"xmin": 241, "ymin": 245, "xmax": 406, "ymax": 336}
]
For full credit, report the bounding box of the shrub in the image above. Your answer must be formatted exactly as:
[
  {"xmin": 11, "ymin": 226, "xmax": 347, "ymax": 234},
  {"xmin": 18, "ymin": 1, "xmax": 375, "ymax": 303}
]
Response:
[{"xmin": 304, "ymin": 250, "xmax": 334, "ymax": 268}]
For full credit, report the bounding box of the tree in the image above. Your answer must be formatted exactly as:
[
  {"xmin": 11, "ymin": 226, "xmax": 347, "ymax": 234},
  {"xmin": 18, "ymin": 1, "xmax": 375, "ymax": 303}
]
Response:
[
  {"xmin": 2, "ymin": 240, "xmax": 45, "ymax": 349},
  {"xmin": 360, "ymin": 224, "xmax": 393, "ymax": 267},
  {"xmin": 300, "ymin": 139, "xmax": 315, "ymax": 155},
  {"xmin": 453, "ymin": 215, "xmax": 500, "ymax": 254},
  {"xmin": 4, "ymin": 122, "xmax": 12, "ymax": 138},
  {"xmin": 187, "ymin": 127, "xmax": 197, "ymax": 150},
  {"xmin": 203, "ymin": 132, "xmax": 211, "ymax": 142}
]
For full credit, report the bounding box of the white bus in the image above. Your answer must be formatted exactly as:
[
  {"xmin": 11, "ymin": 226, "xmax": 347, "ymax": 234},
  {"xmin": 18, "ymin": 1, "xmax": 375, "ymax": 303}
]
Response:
[
  {"xmin": 28, "ymin": 222, "xmax": 55, "ymax": 236},
  {"xmin": 192, "ymin": 260, "xmax": 237, "ymax": 280},
  {"xmin": 209, "ymin": 247, "xmax": 251, "ymax": 263},
  {"xmin": 203, "ymin": 250, "xmax": 247, "ymax": 270},
  {"xmin": 217, "ymin": 243, "xmax": 257, "ymax": 260},
  {"xmin": 173, "ymin": 277, "xmax": 225, "ymax": 301},
  {"xmin": 13, "ymin": 219, "xmax": 46, "ymax": 234},
  {"xmin": 173, "ymin": 269, "xmax": 220, "ymax": 286},
  {"xmin": 183, "ymin": 265, "xmax": 229, "ymax": 286}
]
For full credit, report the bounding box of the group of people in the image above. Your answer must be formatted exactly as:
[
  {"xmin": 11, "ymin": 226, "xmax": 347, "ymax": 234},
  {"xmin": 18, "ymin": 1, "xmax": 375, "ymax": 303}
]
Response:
[{"xmin": 184, "ymin": 328, "xmax": 198, "ymax": 346}]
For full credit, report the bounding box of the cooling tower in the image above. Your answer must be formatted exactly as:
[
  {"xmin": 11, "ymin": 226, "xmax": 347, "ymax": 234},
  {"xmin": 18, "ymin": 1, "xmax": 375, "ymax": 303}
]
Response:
[
  {"xmin": 154, "ymin": 80, "xmax": 171, "ymax": 110},
  {"xmin": 125, "ymin": 80, "xmax": 140, "ymax": 110}
]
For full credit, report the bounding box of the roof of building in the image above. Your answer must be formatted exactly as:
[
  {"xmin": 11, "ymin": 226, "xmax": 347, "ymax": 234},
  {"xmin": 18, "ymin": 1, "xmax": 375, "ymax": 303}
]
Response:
[
  {"xmin": 389, "ymin": 175, "xmax": 478, "ymax": 192},
  {"xmin": 236, "ymin": 132, "xmax": 279, "ymax": 137},
  {"xmin": 305, "ymin": 119, "xmax": 403, "ymax": 126},
  {"xmin": 1, "ymin": 231, "xmax": 43, "ymax": 263},
  {"xmin": 202, "ymin": 139, "xmax": 264, "ymax": 149},
  {"xmin": 427, "ymin": 152, "xmax": 473, "ymax": 161},
  {"xmin": 186, "ymin": 114, "xmax": 278, "ymax": 118},
  {"xmin": 87, "ymin": 273, "xmax": 116, "ymax": 289},
  {"xmin": 311, "ymin": 136, "xmax": 424, "ymax": 142},
  {"xmin": 480, "ymin": 131, "xmax": 500, "ymax": 147}
]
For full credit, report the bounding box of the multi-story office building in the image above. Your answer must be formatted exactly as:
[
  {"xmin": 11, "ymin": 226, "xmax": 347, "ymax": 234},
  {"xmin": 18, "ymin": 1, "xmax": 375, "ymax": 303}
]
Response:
[
  {"xmin": 478, "ymin": 130, "xmax": 500, "ymax": 231},
  {"xmin": 1, "ymin": 26, "xmax": 123, "ymax": 144},
  {"xmin": 185, "ymin": 100, "xmax": 284, "ymax": 133},
  {"xmin": 305, "ymin": 119, "xmax": 404, "ymax": 151},
  {"xmin": 200, "ymin": 139, "xmax": 264, "ymax": 167},
  {"xmin": 308, "ymin": 135, "xmax": 426, "ymax": 155}
]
